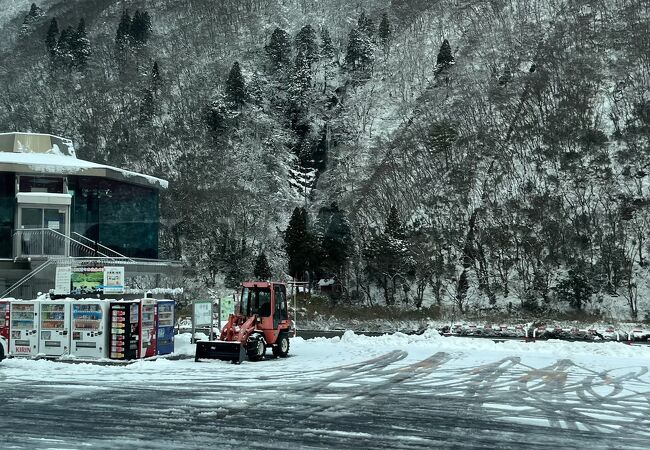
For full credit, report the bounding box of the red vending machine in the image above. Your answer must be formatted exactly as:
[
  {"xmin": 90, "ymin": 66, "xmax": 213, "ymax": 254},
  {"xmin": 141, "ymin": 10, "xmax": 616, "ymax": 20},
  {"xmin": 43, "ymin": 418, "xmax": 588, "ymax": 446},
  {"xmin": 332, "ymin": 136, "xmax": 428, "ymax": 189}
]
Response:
[
  {"xmin": 140, "ymin": 299, "xmax": 157, "ymax": 358},
  {"xmin": 0, "ymin": 300, "xmax": 10, "ymax": 346},
  {"xmin": 109, "ymin": 300, "xmax": 140, "ymax": 360}
]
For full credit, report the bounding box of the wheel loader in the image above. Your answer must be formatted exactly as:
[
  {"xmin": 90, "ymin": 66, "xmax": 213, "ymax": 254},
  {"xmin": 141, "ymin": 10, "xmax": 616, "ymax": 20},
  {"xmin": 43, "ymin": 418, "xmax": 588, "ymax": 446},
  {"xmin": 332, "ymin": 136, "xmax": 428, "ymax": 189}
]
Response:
[{"xmin": 195, "ymin": 281, "xmax": 294, "ymax": 363}]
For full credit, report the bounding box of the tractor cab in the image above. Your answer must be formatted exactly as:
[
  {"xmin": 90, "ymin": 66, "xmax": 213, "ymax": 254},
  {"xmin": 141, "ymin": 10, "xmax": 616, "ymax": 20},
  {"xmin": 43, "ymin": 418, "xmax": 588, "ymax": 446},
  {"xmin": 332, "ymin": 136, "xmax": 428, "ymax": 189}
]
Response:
[{"xmin": 239, "ymin": 282, "xmax": 289, "ymax": 329}]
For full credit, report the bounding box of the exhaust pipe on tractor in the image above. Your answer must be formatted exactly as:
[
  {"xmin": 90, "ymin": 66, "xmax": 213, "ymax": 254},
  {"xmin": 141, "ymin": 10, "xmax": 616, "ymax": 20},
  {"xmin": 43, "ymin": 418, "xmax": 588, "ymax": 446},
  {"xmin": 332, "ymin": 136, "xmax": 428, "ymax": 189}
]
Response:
[{"xmin": 195, "ymin": 340, "xmax": 247, "ymax": 364}]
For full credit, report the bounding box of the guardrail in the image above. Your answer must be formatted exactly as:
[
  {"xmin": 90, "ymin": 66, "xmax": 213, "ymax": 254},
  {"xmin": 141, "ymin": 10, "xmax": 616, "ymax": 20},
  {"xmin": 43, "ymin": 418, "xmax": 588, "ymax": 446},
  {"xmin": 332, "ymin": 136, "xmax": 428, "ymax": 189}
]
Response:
[{"xmin": 444, "ymin": 322, "xmax": 650, "ymax": 343}]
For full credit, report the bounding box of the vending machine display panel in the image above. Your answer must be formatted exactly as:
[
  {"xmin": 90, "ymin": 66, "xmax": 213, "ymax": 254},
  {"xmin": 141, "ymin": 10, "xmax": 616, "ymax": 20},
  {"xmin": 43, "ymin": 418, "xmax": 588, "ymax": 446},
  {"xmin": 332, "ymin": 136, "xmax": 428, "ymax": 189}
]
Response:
[
  {"xmin": 110, "ymin": 301, "xmax": 140, "ymax": 360},
  {"xmin": 39, "ymin": 302, "xmax": 71, "ymax": 357},
  {"xmin": 156, "ymin": 300, "xmax": 175, "ymax": 355},
  {"xmin": 9, "ymin": 301, "xmax": 38, "ymax": 356},
  {"xmin": 140, "ymin": 299, "xmax": 157, "ymax": 358},
  {"xmin": 71, "ymin": 301, "xmax": 110, "ymax": 359}
]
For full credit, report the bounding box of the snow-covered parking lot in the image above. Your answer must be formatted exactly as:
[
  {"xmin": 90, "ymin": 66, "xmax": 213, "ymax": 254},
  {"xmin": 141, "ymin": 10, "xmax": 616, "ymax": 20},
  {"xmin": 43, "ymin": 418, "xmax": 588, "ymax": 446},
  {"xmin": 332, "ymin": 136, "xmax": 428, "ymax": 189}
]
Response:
[{"xmin": 1, "ymin": 331, "xmax": 650, "ymax": 449}]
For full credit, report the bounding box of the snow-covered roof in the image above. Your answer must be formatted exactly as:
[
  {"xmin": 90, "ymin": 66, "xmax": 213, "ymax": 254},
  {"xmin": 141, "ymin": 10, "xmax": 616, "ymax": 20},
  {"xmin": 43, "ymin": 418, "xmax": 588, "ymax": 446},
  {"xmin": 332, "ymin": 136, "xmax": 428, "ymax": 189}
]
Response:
[{"xmin": 0, "ymin": 132, "xmax": 168, "ymax": 189}]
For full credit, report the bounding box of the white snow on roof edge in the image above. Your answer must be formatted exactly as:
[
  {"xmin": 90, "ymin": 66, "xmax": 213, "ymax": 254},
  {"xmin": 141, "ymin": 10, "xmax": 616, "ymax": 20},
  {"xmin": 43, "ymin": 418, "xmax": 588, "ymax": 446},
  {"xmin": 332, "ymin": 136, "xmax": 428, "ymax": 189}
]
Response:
[{"xmin": 0, "ymin": 151, "xmax": 168, "ymax": 189}]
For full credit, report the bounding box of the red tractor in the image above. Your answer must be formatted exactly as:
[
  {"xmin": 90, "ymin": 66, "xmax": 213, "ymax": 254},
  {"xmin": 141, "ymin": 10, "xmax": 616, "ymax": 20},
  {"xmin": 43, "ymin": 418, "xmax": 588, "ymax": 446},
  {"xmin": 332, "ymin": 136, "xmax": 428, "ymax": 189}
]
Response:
[{"xmin": 195, "ymin": 281, "xmax": 294, "ymax": 363}]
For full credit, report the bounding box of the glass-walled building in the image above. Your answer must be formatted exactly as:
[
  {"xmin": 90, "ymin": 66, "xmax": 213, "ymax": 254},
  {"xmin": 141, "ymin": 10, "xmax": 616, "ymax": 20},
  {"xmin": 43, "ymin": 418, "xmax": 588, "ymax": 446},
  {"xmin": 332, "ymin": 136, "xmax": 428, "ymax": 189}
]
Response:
[{"xmin": 0, "ymin": 132, "xmax": 167, "ymax": 260}]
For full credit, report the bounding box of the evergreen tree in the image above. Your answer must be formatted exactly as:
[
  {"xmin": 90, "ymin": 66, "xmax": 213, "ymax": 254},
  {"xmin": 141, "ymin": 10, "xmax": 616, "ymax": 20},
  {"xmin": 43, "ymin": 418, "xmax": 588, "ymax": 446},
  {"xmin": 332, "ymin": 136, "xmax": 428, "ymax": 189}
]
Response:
[
  {"xmin": 139, "ymin": 88, "xmax": 154, "ymax": 127},
  {"xmin": 289, "ymin": 51, "xmax": 312, "ymax": 101},
  {"xmin": 142, "ymin": 11, "xmax": 152, "ymax": 39},
  {"xmin": 115, "ymin": 10, "xmax": 132, "ymax": 54},
  {"xmin": 386, "ymin": 205, "xmax": 405, "ymax": 240},
  {"xmin": 321, "ymin": 203, "xmax": 353, "ymax": 275},
  {"xmin": 151, "ymin": 61, "xmax": 162, "ymax": 94},
  {"xmin": 254, "ymin": 252, "xmax": 272, "ymax": 280},
  {"xmin": 71, "ymin": 18, "xmax": 91, "ymax": 70},
  {"xmin": 436, "ymin": 39, "xmax": 454, "ymax": 67},
  {"xmin": 320, "ymin": 27, "xmax": 336, "ymax": 92},
  {"xmin": 364, "ymin": 205, "xmax": 413, "ymax": 305},
  {"xmin": 320, "ymin": 27, "xmax": 335, "ymax": 60},
  {"xmin": 130, "ymin": 10, "xmax": 152, "ymax": 46},
  {"xmin": 265, "ymin": 28, "xmax": 292, "ymax": 71},
  {"xmin": 284, "ymin": 207, "xmax": 314, "ymax": 279},
  {"xmin": 225, "ymin": 61, "xmax": 246, "ymax": 107},
  {"xmin": 56, "ymin": 26, "xmax": 75, "ymax": 68},
  {"xmin": 20, "ymin": 3, "xmax": 44, "ymax": 37},
  {"xmin": 345, "ymin": 28, "xmax": 373, "ymax": 71},
  {"xmin": 358, "ymin": 12, "xmax": 376, "ymax": 39},
  {"xmin": 378, "ymin": 13, "xmax": 391, "ymax": 53},
  {"xmin": 248, "ymin": 72, "xmax": 265, "ymax": 105},
  {"xmin": 45, "ymin": 18, "xmax": 59, "ymax": 57},
  {"xmin": 555, "ymin": 264, "xmax": 593, "ymax": 310},
  {"xmin": 295, "ymin": 25, "xmax": 319, "ymax": 66},
  {"xmin": 28, "ymin": 3, "xmax": 41, "ymax": 17}
]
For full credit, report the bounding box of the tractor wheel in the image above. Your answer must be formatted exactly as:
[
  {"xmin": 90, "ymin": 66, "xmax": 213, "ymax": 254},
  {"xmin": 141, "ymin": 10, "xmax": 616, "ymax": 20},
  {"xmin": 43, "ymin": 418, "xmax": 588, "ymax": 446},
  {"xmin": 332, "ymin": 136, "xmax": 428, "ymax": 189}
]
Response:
[
  {"xmin": 272, "ymin": 334, "xmax": 290, "ymax": 358},
  {"xmin": 247, "ymin": 336, "xmax": 266, "ymax": 361}
]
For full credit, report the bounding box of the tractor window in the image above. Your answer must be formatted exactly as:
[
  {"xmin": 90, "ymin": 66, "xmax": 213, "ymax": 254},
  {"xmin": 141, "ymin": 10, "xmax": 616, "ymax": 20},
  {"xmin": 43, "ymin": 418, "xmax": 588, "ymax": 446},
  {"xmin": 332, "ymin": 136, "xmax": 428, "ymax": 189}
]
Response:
[
  {"xmin": 257, "ymin": 289, "xmax": 271, "ymax": 316},
  {"xmin": 241, "ymin": 287, "xmax": 272, "ymax": 316},
  {"xmin": 240, "ymin": 287, "xmax": 251, "ymax": 315},
  {"xmin": 274, "ymin": 285, "xmax": 288, "ymax": 320}
]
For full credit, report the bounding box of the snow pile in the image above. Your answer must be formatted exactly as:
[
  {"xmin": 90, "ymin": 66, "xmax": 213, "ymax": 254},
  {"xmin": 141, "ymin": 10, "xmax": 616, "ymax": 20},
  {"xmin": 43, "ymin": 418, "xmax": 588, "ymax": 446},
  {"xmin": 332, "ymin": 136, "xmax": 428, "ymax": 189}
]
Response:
[{"xmin": 1, "ymin": 330, "xmax": 648, "ymax": 388}]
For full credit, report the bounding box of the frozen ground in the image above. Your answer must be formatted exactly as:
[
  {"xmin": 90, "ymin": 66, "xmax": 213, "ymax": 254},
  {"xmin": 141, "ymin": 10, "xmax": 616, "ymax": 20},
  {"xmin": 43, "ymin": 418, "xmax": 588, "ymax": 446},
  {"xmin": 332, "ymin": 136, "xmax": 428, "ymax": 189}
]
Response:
[{"xmin": 1, "ymin": 332, "xmax": 650, "ymax": 449}]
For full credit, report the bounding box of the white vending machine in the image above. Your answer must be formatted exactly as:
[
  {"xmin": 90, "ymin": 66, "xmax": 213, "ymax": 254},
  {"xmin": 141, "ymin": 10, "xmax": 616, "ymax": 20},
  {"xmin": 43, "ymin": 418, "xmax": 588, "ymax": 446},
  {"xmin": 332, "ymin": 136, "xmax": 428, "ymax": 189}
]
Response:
[
  {"xmin": 10, "ymin": 300, "xmax": 39, "ymax": 357},
  {"xmin": 71, "ymin": 300, "xmax": 110, "ymax": 359},
  {"xmin": 39, "ymin": 300, "xmax": 72, "ymax": 357}
]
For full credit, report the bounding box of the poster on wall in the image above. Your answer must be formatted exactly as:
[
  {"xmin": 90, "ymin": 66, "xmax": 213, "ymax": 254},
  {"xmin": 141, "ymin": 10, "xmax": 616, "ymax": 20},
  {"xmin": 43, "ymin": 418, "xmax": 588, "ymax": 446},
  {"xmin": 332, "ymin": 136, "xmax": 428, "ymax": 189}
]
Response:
[
  {"xmin": 54, "ymin": 266, "xmax": 72, "ymax": 295},
  {"xmin": 71, "ymin": 266, "xmax": 104, "ymax": 295},
  {"xmin": 102, "ymin": 266, "xmax": 125, "ymax": 294}
]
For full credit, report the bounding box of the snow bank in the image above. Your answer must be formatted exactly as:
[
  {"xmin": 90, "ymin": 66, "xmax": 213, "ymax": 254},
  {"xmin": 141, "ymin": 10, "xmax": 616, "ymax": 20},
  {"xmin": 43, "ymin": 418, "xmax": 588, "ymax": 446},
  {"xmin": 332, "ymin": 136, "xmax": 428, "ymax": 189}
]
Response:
[{"xmin": 2, "ymin": 330, "xmax": 649, "ymax": 386}]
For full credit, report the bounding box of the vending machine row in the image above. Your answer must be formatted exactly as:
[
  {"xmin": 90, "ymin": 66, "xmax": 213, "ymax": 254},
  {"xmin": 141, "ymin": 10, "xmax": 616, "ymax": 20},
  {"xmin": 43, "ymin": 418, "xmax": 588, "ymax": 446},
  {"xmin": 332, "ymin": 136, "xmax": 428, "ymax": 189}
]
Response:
[{"xmin": 4, "ymin": 298, "xmax": 175, "ymax": 360}]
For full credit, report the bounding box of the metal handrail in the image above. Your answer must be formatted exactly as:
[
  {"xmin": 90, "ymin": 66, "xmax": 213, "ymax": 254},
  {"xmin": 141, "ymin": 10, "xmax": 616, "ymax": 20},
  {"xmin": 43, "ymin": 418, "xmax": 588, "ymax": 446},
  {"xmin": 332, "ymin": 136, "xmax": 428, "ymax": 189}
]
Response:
[
  {"xmin": 72, "ymin": 231, "xmax": 134, "ymax": 261},
  {"xmin": 13, "ymin": 228, "xmax": 110, "ymax": 258}
]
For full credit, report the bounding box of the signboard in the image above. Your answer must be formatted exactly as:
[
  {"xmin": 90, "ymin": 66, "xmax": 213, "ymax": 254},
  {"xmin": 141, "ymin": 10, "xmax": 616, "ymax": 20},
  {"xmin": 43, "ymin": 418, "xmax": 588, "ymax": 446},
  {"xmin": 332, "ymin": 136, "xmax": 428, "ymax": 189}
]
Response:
[
  {"xmin": 71, "ymin": 266, "xmax": 104, "ymax": 295},
  {"xmin": 220, "ymin": 297, "xmax": 235, "ymax": 318},
  {"xmin": 102, "ymin": 266, "xmax": 125, "ymax": 294},
  {"xmin": 193, "ymin": 300, "xmax": 213, "ymax": 327},
  {"xmin": 47, "ymin": 220, "xmax": 60, "ymax": 230},
  {"xmin": 54, "ymin": 266, "xmax": 72, "ymax": 295}
]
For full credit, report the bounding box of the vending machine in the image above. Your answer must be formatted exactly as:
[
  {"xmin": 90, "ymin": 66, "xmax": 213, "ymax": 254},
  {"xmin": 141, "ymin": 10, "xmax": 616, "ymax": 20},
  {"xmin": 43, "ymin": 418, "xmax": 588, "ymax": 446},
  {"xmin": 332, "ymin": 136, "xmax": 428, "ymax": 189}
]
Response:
[
  {"xmin": 156, "ymin": 300, "xmax": 175, "ymax": 355},
  {"xmin": 71, "ymin": 300, "xmax": 110, "ymax": 359},
  {"xmin": 110, "ymin": 300, "xmax": 140, "ymax": 360},
  {"xmin": 39, "ymin": 300, "xmax": 72, "ymax": 357},
  {"xmin": 9, "ymin": 300, "xmax": 39, "ymax": 357},
  {"xmin": 140, "ymin": 299, "xmax": 158, "ymax": 358},
  {"xmin": 0, "ymin": 299, "xmax": 10, "ymax": 346}
]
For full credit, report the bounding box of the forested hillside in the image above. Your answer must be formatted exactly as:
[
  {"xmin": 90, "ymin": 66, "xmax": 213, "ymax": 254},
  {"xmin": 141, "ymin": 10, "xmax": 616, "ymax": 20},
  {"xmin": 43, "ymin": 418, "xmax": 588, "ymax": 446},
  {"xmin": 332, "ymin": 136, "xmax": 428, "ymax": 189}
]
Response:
[{"xmin": 1, "ymin": 0, "xmax": 649, "ymax": 320}]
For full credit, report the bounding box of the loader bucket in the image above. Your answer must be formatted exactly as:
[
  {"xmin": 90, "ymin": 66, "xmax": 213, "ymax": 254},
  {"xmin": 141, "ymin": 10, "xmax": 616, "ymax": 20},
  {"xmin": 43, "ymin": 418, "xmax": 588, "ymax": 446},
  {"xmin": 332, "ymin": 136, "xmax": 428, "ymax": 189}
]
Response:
[{"xmin": 195, "ymin": 340, "xmax": 247, "ymax": 364}]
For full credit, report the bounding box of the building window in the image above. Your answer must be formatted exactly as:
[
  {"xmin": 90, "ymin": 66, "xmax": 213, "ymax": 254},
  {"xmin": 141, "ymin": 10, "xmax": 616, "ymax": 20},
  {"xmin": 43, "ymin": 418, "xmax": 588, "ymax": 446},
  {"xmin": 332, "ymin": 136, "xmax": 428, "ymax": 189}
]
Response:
[
  {"xmin": 18, "ymin": 176, "xmax": 65, "ymax": 194},
  {"xmin": 68, "ymin": 176, "xmax": 159, "ymax": 259}
]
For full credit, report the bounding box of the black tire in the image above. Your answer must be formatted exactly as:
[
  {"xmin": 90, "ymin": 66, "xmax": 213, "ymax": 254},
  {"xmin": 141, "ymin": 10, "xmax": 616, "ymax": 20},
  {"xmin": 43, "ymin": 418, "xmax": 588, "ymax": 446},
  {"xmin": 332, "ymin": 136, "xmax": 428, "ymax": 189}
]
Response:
[
  {"xmin": 272, "ymin": 334, "xmax": 290, "ymax": 358},
  {"xmin": 247, "ymin": 336, "xmax": 266, "ymax": 361},
  {"xmin": 0, "ymin": 343, "xmax": 5, "ymax": 362}
]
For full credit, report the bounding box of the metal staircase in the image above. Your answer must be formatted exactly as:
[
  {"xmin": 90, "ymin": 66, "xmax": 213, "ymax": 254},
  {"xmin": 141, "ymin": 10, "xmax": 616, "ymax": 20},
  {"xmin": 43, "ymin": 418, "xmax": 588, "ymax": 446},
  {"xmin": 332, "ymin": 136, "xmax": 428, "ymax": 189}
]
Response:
[{"xmin": 2, "ymin": 230, "xmax": 135, "ymax": 298}]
